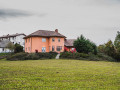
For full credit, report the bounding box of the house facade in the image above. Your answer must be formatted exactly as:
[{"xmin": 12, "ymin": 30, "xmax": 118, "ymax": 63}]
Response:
[
  {"xmin": 0, "ymin": 33, "xmax": 26, "ymax": 48},
  {"xmin": 0, "ymin": 40, "xmax": 12, "ymax": 53},
  {"xmin": 24, "ymin": 29, "xmax": 66, "ymax": 53}
]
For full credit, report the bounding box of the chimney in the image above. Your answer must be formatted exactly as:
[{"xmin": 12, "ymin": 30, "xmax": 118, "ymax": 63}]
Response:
[{"xmin": 55, "ymin": 29, "xmax": 58, "ymax": 33}]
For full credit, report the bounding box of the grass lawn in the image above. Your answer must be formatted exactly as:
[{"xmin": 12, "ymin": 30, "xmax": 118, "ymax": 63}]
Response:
[{"xmin": 0, "ymin": 59, "xmax": 120, "ymax": 90}]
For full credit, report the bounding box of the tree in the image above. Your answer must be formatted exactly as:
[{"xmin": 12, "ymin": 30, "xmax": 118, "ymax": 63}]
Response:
[
  {"xmin": 98, "ymin": 44, "xmax": 106, "ymax": 53},
  {"xmin": 14, "ymin": 43, "xmax": 23, "ymax": 53},
  {"xmin": 6, "ymin": 42, "xmax": 15, "ymax": 52},
  {"xmin": 105, "ymin": 40, "xmax": 116, "ymax": 57},
  {"xmin": 114, "ymin": 31, "xmax": 120, "ymax": 48},
  {"xmin": 74, "ymin": 35, "xmax": 97, "ymax": 54}
]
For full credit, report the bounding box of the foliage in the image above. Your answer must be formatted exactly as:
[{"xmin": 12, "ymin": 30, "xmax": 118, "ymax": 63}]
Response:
[
  {"xmin": 6, "ymin": 52, "xmax": 58, "ymax": 61},
  {"xmin": 6, "ymin": 42, "xmax": 15, "ymax": 52},
  {"xmin": 89, "ymin": 53, "xmax": 115, "ymax": 61},
  {"xmin": 98, "ymin": 31, "xmax": 120, "ymax": 62},
  {"xmin": 74, "ymin": 35, "xmax": 97, "ymax": 54},
  {"xmin": 60, "ymin": 52, "xmax": 115, "ymax": 61},
  {"xmin": 14, "ymin": 43, "xmax": 24, "ymax": 53},
  {"xmin": 104, "ymin": 40, "xmax": 116, "ymax": 57},
  {"xmin": 0, "ymin": 53, "xmax": 12, "ymax": 60},
  {"xmin": 60, "ymin": 52, "xmax": 89, "ymax": 60},
  {"xmin": 114, "ymin": 31, "xmax": 120, "ymax": 48},
  {"xmin": 98, "ymin": 44, "xmax": 106, "ymax": 53},
  {"xmin": 0, "ymin": 60, "xmax": 120, "ymax": 89},
  {"xmin": 6, "ymin": 52, "xmax": 28, "ymax": 61}
]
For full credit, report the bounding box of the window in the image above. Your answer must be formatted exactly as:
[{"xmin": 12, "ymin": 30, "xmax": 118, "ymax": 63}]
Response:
[
  {"xmin": 52, "ymin": 46, "xmax": 55, "ymax": 51},
  {"xmin": 71, "ymin": 48, "xmax": 75, "ymax": 51},
  {"xmin": 52, "ymin": 38, "xmax": 55, "ymax": 42},
  {"xmin": 42, "ymin": 38, "xmax": 46, "ymax": 42},
  {"xmin": 57, "ymin": 46, "xmax": 62, "ymax": 51},
  {"xmin": 58, "ymin": 38, "xmax": 60, "ymax": 42},
  {"xmin": 2, "ymin": 48, "xmax": 4, "ymax": 51},
  {"xmin": 42, "ymin": 47, "xmax": 46, "ymax": 52}
]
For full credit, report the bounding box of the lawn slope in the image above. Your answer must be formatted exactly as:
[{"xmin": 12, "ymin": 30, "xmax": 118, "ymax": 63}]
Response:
[{"xmin": 0, "ymin": 59, "xmax": 120, "ymax": 89}]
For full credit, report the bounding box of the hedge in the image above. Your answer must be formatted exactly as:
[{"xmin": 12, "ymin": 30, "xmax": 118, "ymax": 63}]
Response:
[
  {"xmin": 60, "ymin": 52, "xmax": 115, "ymax": 61},
  {"xmin": 6, "ymin": 52, "xmax": 58, "ymax": 61}
]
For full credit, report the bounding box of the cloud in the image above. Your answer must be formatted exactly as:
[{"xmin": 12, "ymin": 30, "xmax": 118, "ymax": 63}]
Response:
[
  {"xmin": 68, "ymin": 0, "xmax": 120, "ymax": 6},
  {"xmin": 38, "ymin": 13, "xmax": 47, "ymax": 17},
  {"xmin": 0, "ymin": 9, "xmax": 33, "ymax": 19}
]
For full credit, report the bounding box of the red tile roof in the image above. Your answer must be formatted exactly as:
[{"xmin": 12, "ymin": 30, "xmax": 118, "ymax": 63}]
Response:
[{"xmin": 24, "ymin": 30, "xmax": 66, "ymax": 39}]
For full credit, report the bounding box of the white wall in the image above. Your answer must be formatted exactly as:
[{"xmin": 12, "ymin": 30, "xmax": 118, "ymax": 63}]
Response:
[
  {"xmin": 0, "ymin": 48, "xmax": 11, "ymax": 53},
  {"xmin": 9, "ymin": 35, "xmax": 25, "ymax": 47}
]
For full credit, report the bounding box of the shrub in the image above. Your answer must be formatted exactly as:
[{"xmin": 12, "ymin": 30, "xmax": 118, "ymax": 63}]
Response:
[
  {"xmin": 60, "ymin": 52, "xmax": 89, "ymax": 60},
  {"xmin": 0, "ymin": 53, "xmax": 13, "ymax": 60},
  {"xmin": 7, "ymin": 52, "xmax": 28, "ymax": 61},
  {"xmin": 60, "ymin": 52, "xmax": 115, "ymax": 61},
  {"xmin": 14, "ymin": 43, "xmax": 23, "ymax": 53},
  {"xmin": 7, "ymin": 52, "xmax": 58, "ymax": 61}
]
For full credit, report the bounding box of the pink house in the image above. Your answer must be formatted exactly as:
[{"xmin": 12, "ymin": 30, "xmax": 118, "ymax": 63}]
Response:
[
  {"xmin": 24, "ymin": 29, "xmax": 76, "ymax": 53},
  {"xmin": 24, "ymin": 29, "xmax": 66, "ymax": 53}
]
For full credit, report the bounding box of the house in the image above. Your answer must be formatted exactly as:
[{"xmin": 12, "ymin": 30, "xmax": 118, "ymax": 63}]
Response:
[
  {"xmin": 24, "ymin": 29, "xmax": 66, "ymax": 53},
  {"xmin": 0, "ymin": 40, "xmax": 12, "ymax": 53},
  {"xmin": 64, "ymin": 39, "xmax": 76, "ymax": 52},
  {"xmin": 0, "ymin": 33, "xmax": 26, "ymax": 48}
]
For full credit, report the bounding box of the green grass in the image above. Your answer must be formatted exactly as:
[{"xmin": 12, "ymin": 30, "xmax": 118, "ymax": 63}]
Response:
[{"xmin": 0, "ymin": 59, "xmax": 120, "ymax": 90}]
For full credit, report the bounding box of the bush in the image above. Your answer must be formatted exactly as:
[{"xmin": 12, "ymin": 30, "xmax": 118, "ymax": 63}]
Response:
[
  {"xmin": 60, "ymin": 52, "xmax": 89, "ymax": 60},
  {"xmin": 89, "ymin": 53, "xmax": 115, "ymax": 61},
  {"xmin": 7, "ymin": 52, "xmax": 28, "ymax": 61},
  {"xmin": 14, "ymin": 43, "xmax": 23, "ymax": 53},
  {"xmin": 6, "ymin": 52, "xmax": 58, "ymax": 61},
  {"xmin": 60, "ymin": 52, "xmax": 115, "ymax": 61},
  {"xmin": 0, "ymin": 53, "xmax": 13, "ymax": 60}
]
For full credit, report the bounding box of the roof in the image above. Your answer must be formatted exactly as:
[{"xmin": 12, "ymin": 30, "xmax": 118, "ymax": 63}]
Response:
[
  {"xmin": 0, "ymin": 33, "xmax": 26, "ymax": 38},
  {"xmin": 0, "ymin": 40, "xmax": 11, "ymax": 48},
  {"xmin": 64, "ymin": 39, "xmax": 76, "ymax": 47},
  {"xmin": 24, "ymin": 30, "xmax": 66, "ymax": 39}
]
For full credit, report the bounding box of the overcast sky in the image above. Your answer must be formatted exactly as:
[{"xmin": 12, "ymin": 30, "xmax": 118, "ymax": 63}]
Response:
[{"xmin": 0, "ymin": 0, "xmax": 120, "ymax": 45}]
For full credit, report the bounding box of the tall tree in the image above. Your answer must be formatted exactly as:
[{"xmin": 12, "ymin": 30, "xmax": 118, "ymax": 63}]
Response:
[
  {"xmin": 105, "ymin": 40, "xmax": 115, "ymax": 57},
  {"xmin": 114, "ymin": 31, "xmax": 120, "ymax": 52},
  {"xmin": 74, "ymin": 35, "xmax": 97, "ymax": 54}
]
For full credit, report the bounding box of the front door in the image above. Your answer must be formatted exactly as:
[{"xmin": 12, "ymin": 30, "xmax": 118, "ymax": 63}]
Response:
[{"xmin": 42, "ymin": 47, "xmax": 46, "ymax": 52}]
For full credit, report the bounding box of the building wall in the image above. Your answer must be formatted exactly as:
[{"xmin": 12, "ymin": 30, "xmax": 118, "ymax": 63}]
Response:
[
  {"xmin": 25, "ymin": 37, "xmax": 65, "ymax": 53},
  {"xmin": 0, "ymin": 48, "xmax": 11, "ymax": 53},
  {"xmin": 0, "ymin": 35, "xmax": 25, "ymax": 48},
  {"xmin": 65, "ymin": 46, "xmax": 76, "ymax": 52},
  {"xmin": 10, "ymin": 35, "xmax": 25, "ymax": 47},
  {"xmin": 49, "ymin": 37, "xmax": 64, "ymax": 53}
]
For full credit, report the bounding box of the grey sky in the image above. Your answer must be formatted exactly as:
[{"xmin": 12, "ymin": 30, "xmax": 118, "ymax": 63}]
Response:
[{"xmin": 0, "ymin": 0, "xmax": 120, "ymax": 45}]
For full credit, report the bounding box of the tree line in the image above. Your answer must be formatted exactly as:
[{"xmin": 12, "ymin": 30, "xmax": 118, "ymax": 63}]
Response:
[{"xmin": 73, "ymin": 31, "xmax": 120, "ymax": 61}]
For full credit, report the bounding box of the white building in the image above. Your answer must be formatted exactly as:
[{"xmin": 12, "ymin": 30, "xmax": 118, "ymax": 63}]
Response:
[
  {"xmin": 0, "ymin": 40, "xmax": 12, "ymax": 53},
  {"xmin": 0, "ymin": 33, "xmax": 26, "ymax": 48}
]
